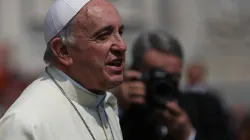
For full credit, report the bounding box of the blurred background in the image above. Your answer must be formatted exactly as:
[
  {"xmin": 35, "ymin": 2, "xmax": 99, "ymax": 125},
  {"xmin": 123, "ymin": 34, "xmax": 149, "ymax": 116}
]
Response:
[{"xmin": 0, "ymin": 0, "xmax": 250, "ymax": 121}]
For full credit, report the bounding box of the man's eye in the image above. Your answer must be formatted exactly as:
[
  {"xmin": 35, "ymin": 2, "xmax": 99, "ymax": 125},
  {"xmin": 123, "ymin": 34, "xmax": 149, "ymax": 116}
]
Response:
[
  {"xmin": 119, "ymin": 30, "xmax": 124, "ymax": 36},
  {"xmin": 97, "ymin": 32, "xmax": 110, "ymax": 41}
]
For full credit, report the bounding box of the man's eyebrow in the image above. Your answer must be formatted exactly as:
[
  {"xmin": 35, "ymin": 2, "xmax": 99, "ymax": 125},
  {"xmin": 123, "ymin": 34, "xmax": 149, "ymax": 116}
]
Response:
[
  {"xmin": 92, "ymin": 24, "xmax": 125, "ymax": 37},
  {"xmin": 92, "ymin": 25, "xmax": 113, "ymax": 37}
]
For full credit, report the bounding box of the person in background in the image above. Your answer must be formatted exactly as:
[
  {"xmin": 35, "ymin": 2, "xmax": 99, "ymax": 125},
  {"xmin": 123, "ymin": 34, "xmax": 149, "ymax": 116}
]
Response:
[
  {"xmin": 116, "ymin": 30, "xmax": 184, "ymax": 112},
  {"xmin": 117, "ymin": 30, "xmax": 194, "ymax": 140},
  {"xmin": 0, "ymin": 42, "xmax": 30, "ymax": 118},
  {"xmin": 183, "ymin": 60, "xmax": 238, "ymax": 140},
  {"xmin": 231, "ymin": 104, "xmax": 249, "ymax": 130},
  {"xmin": 0, "ymin": 42, "xmax": 13, "ymax": 117},
  {"xmin": 118, "ymin": 30, "xmax": 234, "ymax": 140},
  {"xmin": 183, "ymin": 61, "xmax": 216, "ymax": 94},
  {"xmin": 0, "ymin": 0, "xmax": 126, "ymax": 140},
  {"xmin": 238, "ymin": 113, "xmax": 250, "ymax": 140}
]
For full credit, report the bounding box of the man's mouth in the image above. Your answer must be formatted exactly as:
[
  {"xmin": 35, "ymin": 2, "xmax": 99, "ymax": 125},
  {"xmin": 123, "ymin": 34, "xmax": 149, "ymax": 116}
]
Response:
[{"xmin": 107, "ymin": 59, "xmax": 123, "ymax": 67}]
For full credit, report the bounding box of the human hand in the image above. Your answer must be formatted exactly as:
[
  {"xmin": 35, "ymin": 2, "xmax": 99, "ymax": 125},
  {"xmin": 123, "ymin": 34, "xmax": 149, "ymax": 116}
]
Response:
[
  {"xmin": 156, "ymin": 101, "xmax": 194, "ymax": 140},
  {"xmin": 119, "ymin": 70, "xmax": 145, "ymax": 108}
]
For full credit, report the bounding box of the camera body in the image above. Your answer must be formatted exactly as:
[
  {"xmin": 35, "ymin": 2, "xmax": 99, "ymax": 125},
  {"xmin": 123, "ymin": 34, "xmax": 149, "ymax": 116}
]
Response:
[{"xmin": 141, "ymin": 68, "xmax": 180, "ymax": 109}]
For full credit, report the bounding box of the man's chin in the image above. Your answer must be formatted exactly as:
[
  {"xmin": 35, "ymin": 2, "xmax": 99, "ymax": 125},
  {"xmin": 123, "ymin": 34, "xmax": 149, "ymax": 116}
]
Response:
[
  {"xmin": 103, "ymin": 69, "xmax": 124, "ymax": 88},
  {"xmin": 106, "ymin": 74, "xmax": 123, "ymax": 89}
]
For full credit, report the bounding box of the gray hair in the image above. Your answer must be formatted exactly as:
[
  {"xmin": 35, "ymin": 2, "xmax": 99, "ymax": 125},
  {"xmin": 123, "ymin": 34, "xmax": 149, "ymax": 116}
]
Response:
[
  {"xmin": 43, "ymin": 20, "xmax": 76, "ymax": 64},
  {"xmin": 130, "ymin": 30, "xmax": 184, "ymax": 70}
]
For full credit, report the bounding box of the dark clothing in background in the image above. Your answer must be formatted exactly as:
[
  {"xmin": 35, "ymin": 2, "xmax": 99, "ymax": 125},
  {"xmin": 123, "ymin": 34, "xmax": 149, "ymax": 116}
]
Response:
[{"xmin": 120, "ymin": 91, "xmax": 236, "ymax": 140}]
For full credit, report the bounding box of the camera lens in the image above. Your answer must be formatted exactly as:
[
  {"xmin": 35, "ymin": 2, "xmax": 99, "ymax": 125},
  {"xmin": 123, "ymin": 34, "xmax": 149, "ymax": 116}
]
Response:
[{"xmin": 154, "ymin": 81, "xmax": 172, "ymax": 96}]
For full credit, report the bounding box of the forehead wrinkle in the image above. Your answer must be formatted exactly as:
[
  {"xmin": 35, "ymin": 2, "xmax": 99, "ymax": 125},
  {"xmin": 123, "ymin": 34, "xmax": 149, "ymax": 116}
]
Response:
[
  {"xmin": 73, "ymin": 0, "xmax": 121, "ymax": 37},
  {"xmin": 74, "ymin": 2, "xmax": 104, "ymax": 30},
  {"xmin": 71, "ymin": 6, "xmax": 92, "ymax": 37},
  {"xmin": 85, "ymin": 0, "xmax": 118, "ymax": 21}
]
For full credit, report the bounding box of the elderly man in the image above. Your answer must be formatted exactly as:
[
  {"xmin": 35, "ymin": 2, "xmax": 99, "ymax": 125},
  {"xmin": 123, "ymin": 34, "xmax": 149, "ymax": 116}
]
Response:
[
  {"xmin": 183, "ymin": 61, "xmax": 210, "ymax": 94},
  {"xmin": 0, "ymin": 0, "xmax": 126, "ymax": 140}
]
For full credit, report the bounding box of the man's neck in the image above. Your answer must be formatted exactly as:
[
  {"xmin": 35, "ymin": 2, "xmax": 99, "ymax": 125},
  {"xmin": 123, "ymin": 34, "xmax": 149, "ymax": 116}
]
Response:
[
  {"xmin": 88, "ymin": 89, "xmax": 105, "ymax": 95},
  {"xmin": 50, "ymin": 65, "xmax": 105, "ymax": 95}
]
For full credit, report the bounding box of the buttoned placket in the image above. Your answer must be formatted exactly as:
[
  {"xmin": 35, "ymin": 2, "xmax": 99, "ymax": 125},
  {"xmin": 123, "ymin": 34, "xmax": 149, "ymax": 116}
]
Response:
[{"xmin": 97, "ymin": 96, "xmax": 113, "ymax": 140}]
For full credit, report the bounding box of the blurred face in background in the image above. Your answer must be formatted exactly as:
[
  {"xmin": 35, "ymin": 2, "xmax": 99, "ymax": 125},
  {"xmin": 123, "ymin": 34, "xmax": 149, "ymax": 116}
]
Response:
[
  {"xmin": 117, "ymin": 48, "xmax": 182, "ymax": 107},
  {"xmin": 187, "ymin": 63, "xmax": 205, "ymax": 85},
  {"xmin": 141, "ymin": 48, "xmax": 182, "ymax": 74}
]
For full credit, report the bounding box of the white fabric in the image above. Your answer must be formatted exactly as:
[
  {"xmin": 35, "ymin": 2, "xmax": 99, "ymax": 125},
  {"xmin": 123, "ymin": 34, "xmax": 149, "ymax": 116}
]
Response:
[
  {"xmin": 0, "ymin": 66, "xmax": 123, "ymax": 140},
  {"xmin": 52, "ymin": 66, "xmax": 107, "ymax": 108},
  {"xmin": 160, "ymin": 125, "xmax": 196, "ymax": 140},
  {"xmin": 44, "ymin": 0, "xmax": 90, "ymax": 43},
  {"xmin": 188, "ymin": 130, "xmax": 196, "ymax": 140},
  {"xmin": 183, "ymin": 82, "xmax": 209, "ymax": 94}
]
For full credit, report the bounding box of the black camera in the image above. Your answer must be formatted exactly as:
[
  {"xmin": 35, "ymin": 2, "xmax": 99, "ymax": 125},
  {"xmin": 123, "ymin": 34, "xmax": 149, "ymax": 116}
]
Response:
[{"xmin": 141, "ymin": 68, "xmax": 180, "ymax": 109}]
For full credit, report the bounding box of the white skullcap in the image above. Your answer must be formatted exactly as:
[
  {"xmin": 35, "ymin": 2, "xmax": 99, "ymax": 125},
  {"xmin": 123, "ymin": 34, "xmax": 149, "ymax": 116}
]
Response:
[{"xmin": 44, "ymin": 0, "xmax": 90, "ymax": 44}]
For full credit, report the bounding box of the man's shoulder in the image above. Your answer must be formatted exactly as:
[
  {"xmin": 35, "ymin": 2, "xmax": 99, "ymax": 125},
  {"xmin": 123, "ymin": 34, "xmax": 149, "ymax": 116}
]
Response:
[
  {"xmin": 21, "ymin": 74, "xmax": 58, "ymax": 96},
  {"xmin": 2, "ymin": 75, "xmax": 66, "ymax": 121},
  {"xmin": 15, "ymin": 75, "xmax": 60, "ymax": 105}
]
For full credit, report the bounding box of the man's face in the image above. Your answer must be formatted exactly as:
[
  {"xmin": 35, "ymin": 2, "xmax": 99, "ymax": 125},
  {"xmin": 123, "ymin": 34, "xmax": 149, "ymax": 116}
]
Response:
[
  {"xmin": 68, "ymin": 0, "xmax": 126, "ymax": 91},
  {"xmin": 187, "ymin": 64, "xmax": 204, "ymax": 84},
  {"xmin": 142, "ymin": 48, "xmax": 182, "ymax": 74}
]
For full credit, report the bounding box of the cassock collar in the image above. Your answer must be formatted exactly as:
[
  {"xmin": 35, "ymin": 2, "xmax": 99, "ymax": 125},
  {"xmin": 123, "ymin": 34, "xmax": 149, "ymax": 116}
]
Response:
[{"xmin": 44, "ymin": 66, "xmax": 118, "ymax": 111}]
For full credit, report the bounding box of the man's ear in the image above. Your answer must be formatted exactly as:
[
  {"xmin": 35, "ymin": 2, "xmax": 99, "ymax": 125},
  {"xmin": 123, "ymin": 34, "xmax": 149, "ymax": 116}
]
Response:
[{"xmin": 50, "ymin": 38, "xmax": 73, "ymax": 66}]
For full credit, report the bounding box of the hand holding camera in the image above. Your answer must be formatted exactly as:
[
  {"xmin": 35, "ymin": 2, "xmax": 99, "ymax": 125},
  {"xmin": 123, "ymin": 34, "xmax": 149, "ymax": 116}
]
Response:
[
  {"xmin": 120, "ymin": 68, "xmax": 195, "ymax": 139},
  {"xmin": 119, "ymin": 70, "xmax": 146, "ymax": 108},
  {"xmin": 156, "ymin": 101, "xmax": 194, "ymax": 140}
]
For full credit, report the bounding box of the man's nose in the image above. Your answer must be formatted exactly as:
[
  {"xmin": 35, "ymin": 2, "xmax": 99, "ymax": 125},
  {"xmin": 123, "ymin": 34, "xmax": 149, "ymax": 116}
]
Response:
[{"xmin": 111, "ymin": 37, "xmax": 127, "ymax": 53}]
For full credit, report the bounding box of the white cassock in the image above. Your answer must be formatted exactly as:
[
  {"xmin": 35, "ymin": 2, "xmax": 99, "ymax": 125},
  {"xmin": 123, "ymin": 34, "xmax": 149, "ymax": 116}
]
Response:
[{"xmin": 0, "ymin": 66, "xmax": 123, "ymax": 140}]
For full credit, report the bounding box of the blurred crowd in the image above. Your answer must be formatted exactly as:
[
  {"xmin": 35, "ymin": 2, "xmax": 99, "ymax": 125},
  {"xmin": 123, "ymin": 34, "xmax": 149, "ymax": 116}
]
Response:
[
  {"xmin": 0, "ymin": 42, "xmax": 34, "ymax": 117},
  {"xmin": 112, "ymin": 30, "xmax": 250, "ymax": 140},
  {"xmin": 0, "ymin": 29, "xmax": 250, "ymax": 140}
]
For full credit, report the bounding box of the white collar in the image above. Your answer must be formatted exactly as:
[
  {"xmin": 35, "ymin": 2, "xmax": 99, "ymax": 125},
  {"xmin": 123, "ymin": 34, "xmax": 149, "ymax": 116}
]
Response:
[
  {"xmin": 52, "ymin": 66, "xmax": 95, "ymax": 94},
  {"xmin": 45, "ymin": 66, "xmax": 117, "ymax": 110}
]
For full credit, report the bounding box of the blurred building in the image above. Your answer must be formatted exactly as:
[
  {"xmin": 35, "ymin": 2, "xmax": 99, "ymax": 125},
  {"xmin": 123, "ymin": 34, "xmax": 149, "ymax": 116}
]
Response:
[{"xmin": 0, "ymin": 0, "xmax": 250, "ymax": 107}]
